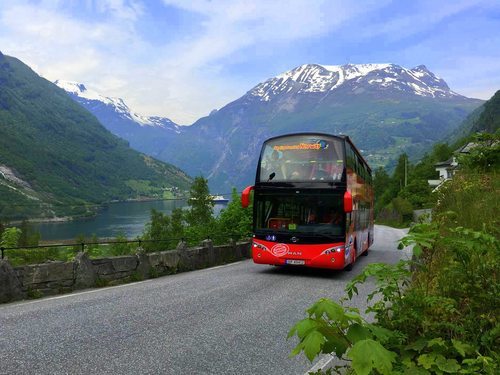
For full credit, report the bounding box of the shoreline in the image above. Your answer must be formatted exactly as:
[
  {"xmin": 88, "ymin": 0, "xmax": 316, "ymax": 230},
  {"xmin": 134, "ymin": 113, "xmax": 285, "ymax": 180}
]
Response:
[
  {"xmin": 4, "ymin": 195, "xmax": 187, "ymax": 226},
  {"xmin": 7, "ymin": 212, "xmax": 95, "ymax": 226}
]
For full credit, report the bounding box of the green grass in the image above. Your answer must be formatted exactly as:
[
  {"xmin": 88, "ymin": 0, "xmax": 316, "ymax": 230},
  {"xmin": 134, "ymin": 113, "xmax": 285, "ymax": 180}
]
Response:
[
  {"xmin": 434, "ymin": 170, "xmax": 499, "ymax": 237},
  {"xmin": 6, "ymin": 240, "xmax": 140, "ymax": 266},
  {"xmin": 6, "ymin": 247, "xmax": 76, "ymax": 267}
]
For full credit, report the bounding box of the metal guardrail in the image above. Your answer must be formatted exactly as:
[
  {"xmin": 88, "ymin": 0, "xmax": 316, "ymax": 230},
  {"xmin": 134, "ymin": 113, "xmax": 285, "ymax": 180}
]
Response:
[{"xmin": 0, "ymin": 233, "xmax": 251, "ymax": 260}]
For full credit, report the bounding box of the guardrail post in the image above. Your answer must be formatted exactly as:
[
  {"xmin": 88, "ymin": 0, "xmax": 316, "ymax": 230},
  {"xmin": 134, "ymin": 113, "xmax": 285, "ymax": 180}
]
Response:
[
  {"xmin": 81, "ymin": 242, "xmax": 85, "ymax": 253},
  {"xmin": 176, "ymin": 238, "xmax": 187, "ymax": 251},
  {"xmin": 1, "ymin": 247, "xmax": 4, "ymax": 259},
  {"xmin": 136, "ymin": 239, "xmax": 145, "ymax": 254}
]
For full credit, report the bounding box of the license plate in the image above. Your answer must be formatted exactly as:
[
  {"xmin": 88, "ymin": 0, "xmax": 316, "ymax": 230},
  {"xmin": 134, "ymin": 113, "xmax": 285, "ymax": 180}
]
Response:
[{"xmin": 286, "ymin": 259, "xmax": 305, "ymax": 265}]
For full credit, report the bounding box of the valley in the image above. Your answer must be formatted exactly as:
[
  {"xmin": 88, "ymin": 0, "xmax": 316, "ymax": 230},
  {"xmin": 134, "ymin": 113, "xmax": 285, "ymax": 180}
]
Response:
[
  {"xmin": 0, "ymin": 52, "xmax": 192, "ymax": 221},
  {"xmin": 0, "ymin": 52, "xmax": 493, "ymax": 231}
]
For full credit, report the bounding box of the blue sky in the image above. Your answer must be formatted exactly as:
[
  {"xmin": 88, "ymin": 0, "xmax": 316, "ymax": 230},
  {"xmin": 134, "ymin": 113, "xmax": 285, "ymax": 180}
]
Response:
[{"xmin": 0, "ymin": 0, "xmax": 499, "ymax": 124}]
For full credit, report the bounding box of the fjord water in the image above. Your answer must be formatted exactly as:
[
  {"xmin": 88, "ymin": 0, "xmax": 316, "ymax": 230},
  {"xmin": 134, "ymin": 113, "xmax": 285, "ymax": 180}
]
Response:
[{"xmin": 33, "ymin": 200, "xmax": 228, "ymax": 241}]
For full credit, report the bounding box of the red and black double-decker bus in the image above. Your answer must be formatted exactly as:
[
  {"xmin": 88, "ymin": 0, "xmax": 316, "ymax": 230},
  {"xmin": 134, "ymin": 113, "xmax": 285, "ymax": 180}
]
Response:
[{"xmin": 241, "ymin": 133, "xmax": 374, "ymax": 270}]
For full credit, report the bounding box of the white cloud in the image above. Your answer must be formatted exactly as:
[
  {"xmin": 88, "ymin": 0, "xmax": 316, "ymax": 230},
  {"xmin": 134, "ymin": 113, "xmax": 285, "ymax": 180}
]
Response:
[
  {"xmin": 160, "ymin": 0, "xmax": 384, "ymax": 69},
  {"xmin": 94, "ymin": 0, "xmax": 145, "ymax": 21},
  {"xmin": 387, "ymin": 6, "xmax": 500, "ymax": 99},
  {"xmin": 0, "ymin": 1, "xmax": 148, "ymax": 95}
]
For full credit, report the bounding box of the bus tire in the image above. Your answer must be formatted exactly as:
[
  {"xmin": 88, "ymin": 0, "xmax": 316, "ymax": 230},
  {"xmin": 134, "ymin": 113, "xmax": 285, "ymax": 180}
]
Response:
[
  {"xmin": 362, "ymin": 235, "xmax": 369, "ymax": 256},
  {"xmin": 345, "ymin": 242, "xmax": 356, "ymax": 271}
]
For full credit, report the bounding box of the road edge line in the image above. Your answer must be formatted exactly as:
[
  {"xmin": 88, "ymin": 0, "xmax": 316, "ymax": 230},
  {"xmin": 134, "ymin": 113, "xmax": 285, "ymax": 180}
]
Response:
[{"xmin": 305, "ymin": 354, "xmax": 335, "ymax": 374}]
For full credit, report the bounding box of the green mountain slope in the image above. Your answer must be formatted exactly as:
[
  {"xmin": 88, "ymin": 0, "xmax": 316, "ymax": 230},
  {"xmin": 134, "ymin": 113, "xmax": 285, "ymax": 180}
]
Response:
[
  {"xmin": 0, "ymin": 52, "xmax": 192, "ymax": 220},
  {"xmin": 448, "ymin": 89, "xmax": 500, "ymax": 143},
  {"xmin": 447, "ymin": 105, "xmax": 484, "ymax": 143},
  {"xmin": 471, "ymin": 90, "xmax": 500, "ymax": 133}
]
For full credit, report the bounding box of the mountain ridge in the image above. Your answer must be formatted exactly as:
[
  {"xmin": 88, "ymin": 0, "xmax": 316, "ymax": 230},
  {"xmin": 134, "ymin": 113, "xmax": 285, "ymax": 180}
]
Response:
[
  {"xmin": 53, "ymin": 79, "xmax": 183, "ymax": 160},
  {"xmin": 249, "ymin": 63, "xmax": 463, "ymax": 102},
  {"xmin": 54, "ymin": 80, "xmax": 180, "ymax": 130}
]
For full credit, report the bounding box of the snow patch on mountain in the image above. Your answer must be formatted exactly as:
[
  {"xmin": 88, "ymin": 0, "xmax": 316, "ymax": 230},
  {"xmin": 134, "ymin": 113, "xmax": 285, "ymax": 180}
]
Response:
[{"xmin": 250, "ymin": 63, "xmax": 462, "ymax": 101}]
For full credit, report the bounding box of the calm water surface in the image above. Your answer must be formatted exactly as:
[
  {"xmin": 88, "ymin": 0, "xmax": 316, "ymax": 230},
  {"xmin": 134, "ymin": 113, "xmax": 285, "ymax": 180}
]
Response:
[{"xmin": 33, "ymin": 200, "xmax": 227, "ymax": 241}]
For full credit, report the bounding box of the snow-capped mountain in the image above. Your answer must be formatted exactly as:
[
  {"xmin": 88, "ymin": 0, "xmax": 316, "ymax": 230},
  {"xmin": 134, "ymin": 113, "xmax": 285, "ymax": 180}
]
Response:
[
  {"xmin": 250, "ymin": 63, "xmax": 461, "ymax": 101},
  {"xmin": 54, "ymin": 80, "xmax": 180, "ymax": 130},
  {"xmin": 54, "ymin": 80, "xmax": 183, "ymax": 158}
]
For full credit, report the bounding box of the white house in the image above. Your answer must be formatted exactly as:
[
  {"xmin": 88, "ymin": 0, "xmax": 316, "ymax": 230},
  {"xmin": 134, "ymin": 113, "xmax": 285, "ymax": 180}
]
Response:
[{"xmin": 428, "ymin": 142, "xmax": 475, "ymax": 190}]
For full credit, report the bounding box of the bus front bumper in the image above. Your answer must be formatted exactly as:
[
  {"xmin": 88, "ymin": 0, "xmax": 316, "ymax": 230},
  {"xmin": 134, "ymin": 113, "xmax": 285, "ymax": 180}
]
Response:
[{"xmin": 251, "ymin": 239, "xmax": 346, "ymax": 270}]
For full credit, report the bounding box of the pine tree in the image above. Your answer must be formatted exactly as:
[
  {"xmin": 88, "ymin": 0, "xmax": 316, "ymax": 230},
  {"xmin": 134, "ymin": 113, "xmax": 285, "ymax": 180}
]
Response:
[
  {"xmin": 217, "ymin": 188, "xmax": 252, "ymax": 238},
  {"xmin": 186, "ymin": 177, "xmax": 214, "ymax": 227},
  {"xmin": 170, "ymin": 208, "xmax": 185, "ymax": 239}
]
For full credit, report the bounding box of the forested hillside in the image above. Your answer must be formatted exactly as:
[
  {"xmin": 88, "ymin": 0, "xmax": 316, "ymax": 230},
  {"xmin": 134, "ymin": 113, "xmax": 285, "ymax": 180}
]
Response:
[
  {"xmin": 0, "ymin": 52, "xmax": 192, "ymax": 220},
  {"xmin": 449, "ymin": 89, "xmax": 500, "ymax": 142},
  {"xmin": 470, "ymin": 90, "xmax": 500, "ymax": 133},
  {"xmin": 373, "ymin": 89, "xmax": 499, "ymax": 226}
]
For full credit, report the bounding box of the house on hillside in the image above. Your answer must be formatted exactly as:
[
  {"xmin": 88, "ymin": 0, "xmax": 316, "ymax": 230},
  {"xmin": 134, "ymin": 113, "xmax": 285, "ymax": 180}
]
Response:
[{"xmin": 428, "ymin": 142, "xmax": 476, "ymax": 190}]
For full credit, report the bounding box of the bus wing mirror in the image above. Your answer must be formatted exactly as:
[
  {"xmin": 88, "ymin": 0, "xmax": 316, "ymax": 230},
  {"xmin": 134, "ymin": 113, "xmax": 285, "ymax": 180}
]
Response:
[
  {"xmin": 344, "ymin": 191, "xmax": 353, "ymax": 213},
  {"xmin": 241, "ymin": 186, "xmax": 254, "ymax": 208}
]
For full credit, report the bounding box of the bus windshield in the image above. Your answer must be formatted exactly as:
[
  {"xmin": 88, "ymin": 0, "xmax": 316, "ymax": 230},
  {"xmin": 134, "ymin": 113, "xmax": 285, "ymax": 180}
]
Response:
[
  {"xmin": 259, "ymin": 135, "xmax": 345, "ymax": 183},
  {"xmin": 255, "ymin": 191, "xmax": 345, "ymax": 236}
]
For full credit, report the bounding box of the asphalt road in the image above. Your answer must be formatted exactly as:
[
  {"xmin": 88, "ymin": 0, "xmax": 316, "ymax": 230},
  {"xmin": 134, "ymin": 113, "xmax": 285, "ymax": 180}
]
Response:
[{"xmin": 0, "ymin": 225, "xmax": 411, "ymax": 375}]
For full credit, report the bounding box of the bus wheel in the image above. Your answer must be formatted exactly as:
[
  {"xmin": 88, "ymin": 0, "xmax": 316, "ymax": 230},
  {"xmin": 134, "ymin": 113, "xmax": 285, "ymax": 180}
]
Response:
[
  {"xmin": 344, "ymin": 243, "xmax": 356, "ymax": 271},
  {"xmin": 362, "ymin": 236, "xmax": 369, "ymax": 256}
]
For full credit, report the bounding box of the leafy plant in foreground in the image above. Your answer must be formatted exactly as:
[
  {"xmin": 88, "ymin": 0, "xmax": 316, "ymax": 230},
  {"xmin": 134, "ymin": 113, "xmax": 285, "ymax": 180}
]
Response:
[
  {"xmin": 288, "ymin": 298, "xmax": 398, "ymax": 375},
  {"xmin": 289, "ymin": 219, "xmax": 499, "ymax": 374}
]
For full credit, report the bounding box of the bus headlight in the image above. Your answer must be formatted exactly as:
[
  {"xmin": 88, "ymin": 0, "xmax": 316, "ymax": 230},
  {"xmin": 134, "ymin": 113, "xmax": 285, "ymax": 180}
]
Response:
[
  {"xmin": 321, "ymin": 246, "xmax": 344, "ymax": 255},
  {"xmin": 253, "ymin": 242, "xmax": 269, "ymax": 252}
]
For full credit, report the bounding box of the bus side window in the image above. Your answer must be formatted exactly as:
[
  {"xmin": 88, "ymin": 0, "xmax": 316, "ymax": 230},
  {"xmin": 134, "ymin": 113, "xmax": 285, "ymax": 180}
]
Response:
[{"xmin": 345, "ymin": 212, "xmax": 352, "ymax": 232}]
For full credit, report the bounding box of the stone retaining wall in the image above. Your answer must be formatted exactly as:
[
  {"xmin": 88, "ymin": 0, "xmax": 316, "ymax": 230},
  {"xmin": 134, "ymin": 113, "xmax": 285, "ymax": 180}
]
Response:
[{"xmin": 0, "ymin": 240, "xmax": 251, "ymax": 304}]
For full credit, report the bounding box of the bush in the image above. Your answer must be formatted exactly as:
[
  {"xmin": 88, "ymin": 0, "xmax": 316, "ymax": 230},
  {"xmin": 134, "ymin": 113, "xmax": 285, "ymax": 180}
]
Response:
[
  {"xmin": 107, "ymin": 233, "xmax": 135, "ymax": 256},
  {"xmin": 142, "ymin": 209, "xmax": 179, "ymax": 252},
  {"xmin": 434, "ymin": 170, "xmax": 499, "ymax": 238},
  {"xmin": 376, "ymin": 197, "xmax": 413, "ymax": 227}
]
